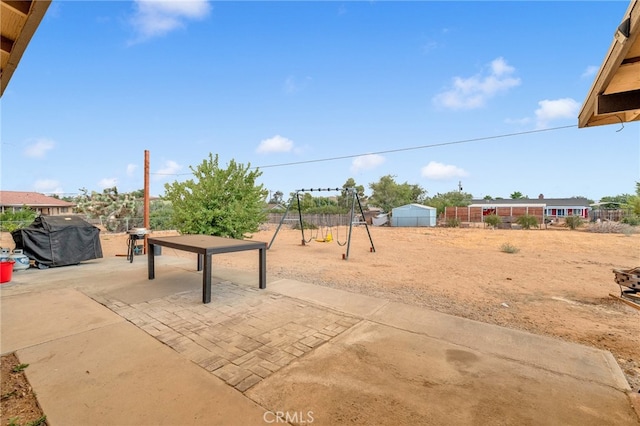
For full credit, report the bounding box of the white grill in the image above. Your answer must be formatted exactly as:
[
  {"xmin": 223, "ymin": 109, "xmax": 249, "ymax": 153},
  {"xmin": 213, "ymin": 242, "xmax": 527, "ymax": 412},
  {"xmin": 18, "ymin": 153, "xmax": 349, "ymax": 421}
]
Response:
[{"xmin": 127, "ymin": 228, "xmax": 150, "ymax": 237}]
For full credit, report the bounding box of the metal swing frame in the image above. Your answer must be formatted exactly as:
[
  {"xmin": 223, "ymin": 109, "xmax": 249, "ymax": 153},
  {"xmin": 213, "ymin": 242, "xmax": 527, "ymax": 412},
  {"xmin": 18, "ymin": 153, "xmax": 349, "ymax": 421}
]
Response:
[{"xmin": 267, "ymin": 187, "xmax": 375, "ymax": 260}]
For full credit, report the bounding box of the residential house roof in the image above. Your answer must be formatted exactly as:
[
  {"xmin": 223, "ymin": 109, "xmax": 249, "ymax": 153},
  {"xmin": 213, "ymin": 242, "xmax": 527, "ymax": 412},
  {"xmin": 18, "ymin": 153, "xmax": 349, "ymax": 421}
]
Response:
[
  {"xmin": 0, "ymin": 191, "xmax": 75, "ymax": 208},
  {"xmin": 470, "ymin": 198, "xmax": 591, "ymax": 207}
]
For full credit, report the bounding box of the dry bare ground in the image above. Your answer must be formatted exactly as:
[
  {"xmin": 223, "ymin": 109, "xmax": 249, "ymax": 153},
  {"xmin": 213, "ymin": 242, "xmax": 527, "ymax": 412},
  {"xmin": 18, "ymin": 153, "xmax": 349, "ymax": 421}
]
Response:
[
  {"xmin": 1, "ymin": 353, "xmax": 46, "ymax": 426},
  {"xmin": 103, "ymin": 225, "xmax": 640, "ymax": 391}
]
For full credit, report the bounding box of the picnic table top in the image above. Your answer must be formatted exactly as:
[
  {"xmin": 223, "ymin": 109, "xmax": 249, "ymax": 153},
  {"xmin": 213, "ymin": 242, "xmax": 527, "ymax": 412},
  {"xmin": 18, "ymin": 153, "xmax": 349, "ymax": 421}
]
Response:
[{"xmin": 147, "ymin": 235, "xmax": 266, "ymax": 254}]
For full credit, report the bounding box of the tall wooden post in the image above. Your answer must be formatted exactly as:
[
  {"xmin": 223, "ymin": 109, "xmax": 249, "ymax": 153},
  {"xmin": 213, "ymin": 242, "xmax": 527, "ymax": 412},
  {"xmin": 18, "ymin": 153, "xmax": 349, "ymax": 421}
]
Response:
[{"xmin": 144, "ymin": 150, "xmax": 150, "ymax": 254}]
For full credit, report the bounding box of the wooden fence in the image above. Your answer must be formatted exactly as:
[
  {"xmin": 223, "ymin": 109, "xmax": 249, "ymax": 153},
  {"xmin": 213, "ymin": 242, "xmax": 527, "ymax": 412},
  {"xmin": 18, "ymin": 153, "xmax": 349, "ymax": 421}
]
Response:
[{"xmin": 443, "ymin": 206, "xmax": 545, "ymax": 226}]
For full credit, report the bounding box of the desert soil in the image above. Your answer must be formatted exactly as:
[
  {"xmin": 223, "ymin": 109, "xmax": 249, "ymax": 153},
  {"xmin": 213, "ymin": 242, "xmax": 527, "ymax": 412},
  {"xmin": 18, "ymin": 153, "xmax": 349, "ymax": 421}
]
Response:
[
  {"xmin": 1, "ymin": 223, "xmax": 639, "ymax": 419},
  {"xmin": 0, "ymin": 353, "xmax": 46, "ymax": 426}
]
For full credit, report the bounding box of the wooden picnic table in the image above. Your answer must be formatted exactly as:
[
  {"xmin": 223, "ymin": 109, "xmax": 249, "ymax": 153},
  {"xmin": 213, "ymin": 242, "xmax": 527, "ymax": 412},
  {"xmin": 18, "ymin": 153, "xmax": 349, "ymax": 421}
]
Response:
[{"xmin": 147, "ymin": 235, "xmax": 266, "ymax": 303}]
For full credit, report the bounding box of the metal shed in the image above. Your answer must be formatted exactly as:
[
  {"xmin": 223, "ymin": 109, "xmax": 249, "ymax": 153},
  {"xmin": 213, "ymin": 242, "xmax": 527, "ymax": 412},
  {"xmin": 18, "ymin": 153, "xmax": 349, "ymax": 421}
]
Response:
[{"xmin": 391, "ymin": 204, "xmax": 436, "ymax": 227}]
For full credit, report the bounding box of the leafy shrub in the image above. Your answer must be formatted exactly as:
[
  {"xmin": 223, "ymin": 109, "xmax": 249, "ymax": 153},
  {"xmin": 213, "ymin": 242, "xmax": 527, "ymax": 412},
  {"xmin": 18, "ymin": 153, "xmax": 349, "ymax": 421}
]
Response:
[
  {"xmin": 446, "ymin": 217, "xmax": 461, "ymax": 228},
  {"xmin": 291, "ymin": 220, "xmax": 318, "ymax": 230},
  {"xmin": 621, "ymin": 215, "xmax": 640, "ymax": 226},
  {"xmin": 150, "ymin": 200, "xmax": 174, "ymax": 230},
  {"xmin": 163, "ymin": 153, "xmax": 267, "ymax": 239},
  {"xmin": 500, "ymin": 242, "xmax": 520, "ymax": 254},
  {"xmin": 515, "ymin": 214, "xmax": 538, "ymax": 230},
  {"xmin": 484, "ymin": 214, "xmax": 501, "ymax": 228},
  {"xmin": 564, "ymin": 216, "xmax": 583, "ymax": 230},
  {"xmin": 0, "ymin": 207, "xmax": 37, "ymax": 232}
]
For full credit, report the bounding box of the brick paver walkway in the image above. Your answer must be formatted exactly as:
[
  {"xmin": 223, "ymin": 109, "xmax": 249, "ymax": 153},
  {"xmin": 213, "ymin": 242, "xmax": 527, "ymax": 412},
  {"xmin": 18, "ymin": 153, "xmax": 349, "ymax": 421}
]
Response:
[{"xmin": 96, "ymin": 281, "xmax": 361, "ymax": 392}]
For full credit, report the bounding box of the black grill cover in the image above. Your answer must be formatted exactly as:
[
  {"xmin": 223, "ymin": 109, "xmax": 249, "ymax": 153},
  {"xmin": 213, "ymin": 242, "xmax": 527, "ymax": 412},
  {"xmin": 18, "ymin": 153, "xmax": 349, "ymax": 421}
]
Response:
[{"xmin": 12, "ymin": 216, "xmax": 103, "ymax": 267}]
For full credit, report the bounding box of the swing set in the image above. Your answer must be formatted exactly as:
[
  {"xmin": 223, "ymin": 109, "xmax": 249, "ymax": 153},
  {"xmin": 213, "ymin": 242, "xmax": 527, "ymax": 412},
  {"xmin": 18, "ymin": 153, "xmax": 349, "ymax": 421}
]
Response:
[{"xmin": 268, "ymin": 187, "xmax": 375, "ymax": 260}]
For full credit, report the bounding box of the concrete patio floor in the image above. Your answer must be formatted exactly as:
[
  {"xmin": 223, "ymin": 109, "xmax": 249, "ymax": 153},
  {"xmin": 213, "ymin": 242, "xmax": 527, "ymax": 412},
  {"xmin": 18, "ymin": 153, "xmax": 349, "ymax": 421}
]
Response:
[{"xmin": 1, "ymin": 255, "xmax": 638, "ymax": 425}]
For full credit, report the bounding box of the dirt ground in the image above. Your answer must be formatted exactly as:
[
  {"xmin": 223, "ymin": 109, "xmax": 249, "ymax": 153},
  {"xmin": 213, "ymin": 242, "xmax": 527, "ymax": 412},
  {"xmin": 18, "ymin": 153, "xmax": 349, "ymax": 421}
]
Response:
[
  {"xmin": 2, "ymin": 224, "xmax": 639, "ymax": 400},
  {"xmin": 0, "ymin": 353, "xmax": 46, "ymax": 426},
  {"xmin": 103, "ymin": 225, "xmax": 640, "ymax": 392}
]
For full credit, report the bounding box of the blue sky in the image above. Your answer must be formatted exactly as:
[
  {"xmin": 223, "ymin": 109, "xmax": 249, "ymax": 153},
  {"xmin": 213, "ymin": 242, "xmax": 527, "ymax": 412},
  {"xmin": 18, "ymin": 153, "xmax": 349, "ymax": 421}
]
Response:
[{"xmin": 1, "ymin": 1, "xmax": 638, "ymax": 202}]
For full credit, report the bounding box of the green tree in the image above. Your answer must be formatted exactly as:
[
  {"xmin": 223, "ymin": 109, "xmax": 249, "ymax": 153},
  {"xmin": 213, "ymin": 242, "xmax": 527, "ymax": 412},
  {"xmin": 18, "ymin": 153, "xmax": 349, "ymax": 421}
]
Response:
[
  {"xmin": 510, "ymin": 191, "xmax": 527, "ymax": 199},
  {"xmin": 149, "ymin": 199, "xmax": 174, "ymax": 231},
  {"xmin": 368, "ymin": 175, "xmax": 426, "ymax": 213},
  {"xmin": 0, "ymin": 206, "xmax": 37, "ymax": 232},
  {"xmin": 268, "ymin": 190, "xmax": 284, "ymax": 205},
  {"xmin": 130, "ymin": 189, "xmax": 145, "ymax": 199},
  {"xmin": 163, "ymin": 153, "xmax": 267, "ymax": 238},
  {"xmin": 624, "ymin": 182, "xmax": 640, "ymax": 215},
  {"xmin": 290, "ymin": 192, "xmax": 317, "ymax": 212},
  {"xmin": 425, "ymin": 191, "xmax": 473, "ymax": 216},
  {"xmin": 599, "ymin": 194, "xmax": 630, "ymax": 205},
  {"xmin": 338, "ymin": 178, "xmax": 366, "ymax": 207}
]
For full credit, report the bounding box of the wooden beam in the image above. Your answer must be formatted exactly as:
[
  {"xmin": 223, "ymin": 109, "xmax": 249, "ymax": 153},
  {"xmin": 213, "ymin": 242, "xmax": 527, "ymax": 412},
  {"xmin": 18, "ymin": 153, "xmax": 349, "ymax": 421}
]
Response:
[
  {"xmin": 1, "ymin": 0, "xmax": 51, "ymax": 96},
  {"xmin": 144, "ymin": 150, "xmax": 150, "ymax": 254},
  {"xmin": 604, "ymin": 61, "xmax": 640, "ymax": 94},
  {"xmin": 1, "ymin": 35, "xmax": 15, "ymax": 55},
  {"xmin": 627, "ymin": 110, "xmax": 640, "ymax": 121},
  {"xmin": 3, "ymin": 0, "xmax": 32, "ymax": 16},
  {"xmin": 609, "ymin": 293, "xmax": 640, "ymax": 311},
  {"xmin": 597, "ymin": 89, "xmax": 640, "ymax": 114}
]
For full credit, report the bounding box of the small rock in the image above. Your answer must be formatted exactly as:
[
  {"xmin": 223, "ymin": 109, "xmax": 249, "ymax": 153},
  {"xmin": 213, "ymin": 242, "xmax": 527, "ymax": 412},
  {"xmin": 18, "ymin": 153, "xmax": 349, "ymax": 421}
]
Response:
[{"xmin": 501, "ymin": 302, "xmax": 509, "ymax": 308}]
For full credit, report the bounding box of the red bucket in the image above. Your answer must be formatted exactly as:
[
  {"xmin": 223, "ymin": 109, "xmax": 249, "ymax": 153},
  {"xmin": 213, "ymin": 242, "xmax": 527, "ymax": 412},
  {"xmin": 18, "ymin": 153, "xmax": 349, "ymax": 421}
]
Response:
[{"xmin": 0, "ymin": 260, "xmax": 15, "ymax": 284}]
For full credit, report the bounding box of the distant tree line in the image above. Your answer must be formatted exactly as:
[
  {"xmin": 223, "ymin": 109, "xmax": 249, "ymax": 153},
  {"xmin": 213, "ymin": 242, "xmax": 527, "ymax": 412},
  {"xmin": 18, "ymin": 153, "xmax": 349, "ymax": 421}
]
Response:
[{"xmin": 26, "ymin": 153, "xmax": 638, "ymax": 235}]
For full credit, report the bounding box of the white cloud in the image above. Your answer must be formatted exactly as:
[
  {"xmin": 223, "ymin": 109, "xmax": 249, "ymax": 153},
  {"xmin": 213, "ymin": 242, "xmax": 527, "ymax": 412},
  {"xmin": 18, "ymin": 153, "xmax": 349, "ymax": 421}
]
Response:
[
  {"xmin": 433, "ymin": 57, "xmax": 521, "ymax": 110},
  {"xmin": 534, "ymin": 98, "xmax": 580, "ymax": 129},
  {"xmin": 126, "ymin": 163, "xmax": 138, "ymax": 177},
  {"xmin": 130, "ymin": 0, "xmax": 211, "ymax": 43},
  {"xmin": 256, "ymin": 135, "xmax": 294, "ymax": 154},
  {"xmin": 581, "ymin": 65, "xmax": 598, "ymax": 79},
  {"xmin": 350, "ymin": 154, "xmax": 385, "ymax": 174},
  {"xmin": 421, "ymin": 161, "xmax": 468, "ymax": 180},
  {"xmin": 284, "ymin": 75, "xmax": 312, "ymax": 94},
  {"xmin": 421, "ymin": 40, "xmax": 438, "ymax": 54},
  {"xmin": 98, "ymin": 178, "xmax": 118, "ymax": 189},
  {"xmin": 24, "ymin": 138, "xmax": 55, "ymax": 158},
  {"xmin": 33, "ymin": 179, "xmax": 63, "ymax": 194},
  {"xmin": 154, "ymin": 160, "xmax": 182, "ymax": 180},
  {"xmin": 490, "ymin": 57, "xmax": 514, "ymax": 76}
]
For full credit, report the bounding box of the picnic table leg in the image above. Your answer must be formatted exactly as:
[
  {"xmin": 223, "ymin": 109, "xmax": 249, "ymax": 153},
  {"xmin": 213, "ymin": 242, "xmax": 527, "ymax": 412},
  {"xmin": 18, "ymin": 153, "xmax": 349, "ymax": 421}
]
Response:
[
  {"xmin": 202, "ymin": 254, "xmax": 212, "ymax": 303},
  {"xmin": 148, "ymin": 243, "xmax": 155, "ymax": 279},
  {"xmin": 197, "ymin": 254, "xmax": 203, "ymax": 271},
  {"xmin": 259, "ymin": 247, "xmax": 266, "ymax": 289}
]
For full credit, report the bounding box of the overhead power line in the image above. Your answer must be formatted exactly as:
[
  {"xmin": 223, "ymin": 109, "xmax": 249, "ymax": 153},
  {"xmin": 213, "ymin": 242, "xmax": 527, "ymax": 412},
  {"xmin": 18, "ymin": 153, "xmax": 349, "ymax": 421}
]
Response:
[
  {"xmin": 254, "ymin": 125, "xmax": 577, "ymax": 169},
  {"xmin": 149, "ymin": 124, "xmax": 577, "ymax": 176}
]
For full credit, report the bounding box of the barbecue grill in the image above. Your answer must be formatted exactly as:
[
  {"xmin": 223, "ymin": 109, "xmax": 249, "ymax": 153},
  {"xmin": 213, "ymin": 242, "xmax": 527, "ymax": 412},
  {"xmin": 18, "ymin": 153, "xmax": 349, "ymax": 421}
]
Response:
[{"xmin": 127, "ymin": 228, "xmax": 150, "ymax": 262}]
